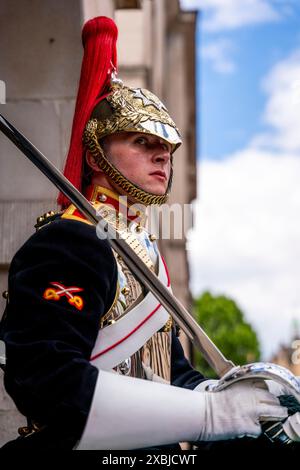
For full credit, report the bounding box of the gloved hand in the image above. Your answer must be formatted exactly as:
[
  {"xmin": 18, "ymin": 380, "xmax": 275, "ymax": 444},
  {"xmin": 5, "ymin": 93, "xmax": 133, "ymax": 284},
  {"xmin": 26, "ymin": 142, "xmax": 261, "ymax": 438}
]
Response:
[
  {"xmin": 77, "ymin": 370, "xmax": 288, "ymax": 449},
  {"xmin": 197, "ymin": 380, "xmax": 288, "ymax": 441},
  {"xmin": 283, "ymin": 412, "xmax": 300, "ymax": 442},
  {"xmin": 264, "ymin": 379, "xmax": 300, "ymax": 443},
  {"xmin": 265, "ymin": 378, "xmax": 300, "ymax": 401}
]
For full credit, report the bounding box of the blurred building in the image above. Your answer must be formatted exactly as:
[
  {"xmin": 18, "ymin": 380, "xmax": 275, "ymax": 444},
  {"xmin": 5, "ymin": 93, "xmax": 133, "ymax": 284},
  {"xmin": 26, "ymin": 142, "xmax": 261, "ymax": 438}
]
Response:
[
  {"xmin": 270, "ymin": 339, "xmax": 300, "ymax": 376},
  {"xmin": 0, "ymin": 0, "xmax": 197, "ymax": 445}
]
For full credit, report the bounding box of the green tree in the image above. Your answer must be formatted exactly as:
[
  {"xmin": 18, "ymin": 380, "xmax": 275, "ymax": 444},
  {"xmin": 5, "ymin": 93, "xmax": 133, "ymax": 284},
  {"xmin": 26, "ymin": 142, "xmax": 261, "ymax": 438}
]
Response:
[{"xmin": 193, "ymin": 291, "xmax": 261, "ymax": 378}]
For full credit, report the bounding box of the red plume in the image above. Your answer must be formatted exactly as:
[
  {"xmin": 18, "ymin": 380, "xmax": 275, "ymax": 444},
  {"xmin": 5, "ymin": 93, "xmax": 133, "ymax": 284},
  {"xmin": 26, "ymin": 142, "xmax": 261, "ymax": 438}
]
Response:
[{"xmin": 58, "ymin": 16, "xmax": 118, "ymax": 208}]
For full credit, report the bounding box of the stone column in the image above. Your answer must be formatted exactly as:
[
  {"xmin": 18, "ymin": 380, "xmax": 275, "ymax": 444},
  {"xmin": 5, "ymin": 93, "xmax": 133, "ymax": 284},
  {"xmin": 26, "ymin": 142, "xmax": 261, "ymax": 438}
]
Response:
[{"xmin": 0, "ymin": 0, "xmax": 116, "ymax": 447}]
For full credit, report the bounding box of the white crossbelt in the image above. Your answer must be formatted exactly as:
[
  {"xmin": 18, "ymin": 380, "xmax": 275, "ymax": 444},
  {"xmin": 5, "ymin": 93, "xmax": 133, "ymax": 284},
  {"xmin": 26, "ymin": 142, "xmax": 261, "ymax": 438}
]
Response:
[{"xmin": 90, "ymin": 254, "xmax": 170, "ymax": 370}]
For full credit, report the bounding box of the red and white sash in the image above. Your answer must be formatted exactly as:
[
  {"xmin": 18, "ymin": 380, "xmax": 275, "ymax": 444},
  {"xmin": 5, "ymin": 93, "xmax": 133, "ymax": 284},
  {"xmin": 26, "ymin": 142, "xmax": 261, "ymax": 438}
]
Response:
[{"xmin": 90, "ymin": 255, "xmax": 171, "ymax": 370}]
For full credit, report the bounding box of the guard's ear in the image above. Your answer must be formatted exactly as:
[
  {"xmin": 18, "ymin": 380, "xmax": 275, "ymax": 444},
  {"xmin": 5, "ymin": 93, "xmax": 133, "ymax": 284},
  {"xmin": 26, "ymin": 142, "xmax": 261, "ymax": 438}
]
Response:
[{"xmin": 85, "ymin": 151, "xmax": 102, "ymax": 173}]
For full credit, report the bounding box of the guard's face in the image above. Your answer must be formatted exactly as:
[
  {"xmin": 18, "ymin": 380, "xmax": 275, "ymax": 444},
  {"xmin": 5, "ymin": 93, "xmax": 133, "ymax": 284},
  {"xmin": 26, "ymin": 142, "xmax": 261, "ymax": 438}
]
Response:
[{"xmin": 102, "ymin": 132, "xmax": 172, "ymax": 195}]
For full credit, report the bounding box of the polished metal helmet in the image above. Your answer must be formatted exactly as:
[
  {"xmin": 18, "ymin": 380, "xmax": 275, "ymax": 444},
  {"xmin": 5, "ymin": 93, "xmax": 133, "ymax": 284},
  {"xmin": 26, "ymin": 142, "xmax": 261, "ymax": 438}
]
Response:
[{"xmin": 83, "ymin": 77, "xmax": 182, "ymax": 205}]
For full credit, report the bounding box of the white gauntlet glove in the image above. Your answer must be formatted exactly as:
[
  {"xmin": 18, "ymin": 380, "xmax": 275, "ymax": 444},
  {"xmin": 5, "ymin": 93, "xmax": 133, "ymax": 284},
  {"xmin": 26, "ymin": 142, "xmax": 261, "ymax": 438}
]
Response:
[
  {"xmin": 77, "ymin": 371, "xmax": 287, "ymax": 449},
  {"xmin": 265, "ymin": 378, "xmax": 300, "ymax": 399},
  {"xmin": 264, "ymin": 378, "xmax": 300, "ymax": 443},
  {"xmin": 195, "ymin": 379, "xmax": 287, "ymax": 441}
]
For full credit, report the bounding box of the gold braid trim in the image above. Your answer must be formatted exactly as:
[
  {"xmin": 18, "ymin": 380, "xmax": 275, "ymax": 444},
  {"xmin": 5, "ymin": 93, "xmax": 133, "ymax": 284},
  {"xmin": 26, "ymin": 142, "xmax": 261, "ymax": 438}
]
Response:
[{"xmin": 84, "ymin": 119, "xmax": 172, "ymax": 206}]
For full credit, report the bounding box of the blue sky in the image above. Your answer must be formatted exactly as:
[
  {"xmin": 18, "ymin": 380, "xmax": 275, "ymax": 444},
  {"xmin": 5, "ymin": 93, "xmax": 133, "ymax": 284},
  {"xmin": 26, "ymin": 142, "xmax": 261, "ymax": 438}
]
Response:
[
  {"xmin": 181, "ymin": 0, "xmax": 300, "ymax": 359},
  {"xmin": 194, "ymin": 1, "xmax": 300, "ymax": 159}
]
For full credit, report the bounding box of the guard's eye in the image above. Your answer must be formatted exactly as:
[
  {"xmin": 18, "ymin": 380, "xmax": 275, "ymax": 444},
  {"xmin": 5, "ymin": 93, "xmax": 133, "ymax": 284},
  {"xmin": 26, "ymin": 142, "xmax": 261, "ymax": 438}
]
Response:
[
  {"xmin": 161, "ymin": 143, "xmax": 170, "ymax": 152},
  {"xmin": 135, "ymin": 136, "xmax": 148, "ymax": 145}
]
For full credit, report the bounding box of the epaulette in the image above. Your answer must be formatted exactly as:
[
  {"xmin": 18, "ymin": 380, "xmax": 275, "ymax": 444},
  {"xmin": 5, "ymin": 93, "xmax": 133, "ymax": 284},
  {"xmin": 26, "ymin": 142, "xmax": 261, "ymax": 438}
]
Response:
[
  {"xmin": 34, "ymin": 210, "xmax": 62, "ymax": 231},
  {"xmin": 61, "ymin": 202, "xmax": 102, "ymax": 225},
  {"xmin": 61, "ymin": 204, "xmax": 92, "ymax": 225}
]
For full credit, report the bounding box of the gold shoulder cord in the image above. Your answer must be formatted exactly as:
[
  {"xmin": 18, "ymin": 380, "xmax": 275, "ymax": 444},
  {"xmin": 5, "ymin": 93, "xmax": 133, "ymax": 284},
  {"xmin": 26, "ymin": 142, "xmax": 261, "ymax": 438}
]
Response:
[{"xmin": 35, "ymin": 210, "xmax": 62, "ymax": 231}]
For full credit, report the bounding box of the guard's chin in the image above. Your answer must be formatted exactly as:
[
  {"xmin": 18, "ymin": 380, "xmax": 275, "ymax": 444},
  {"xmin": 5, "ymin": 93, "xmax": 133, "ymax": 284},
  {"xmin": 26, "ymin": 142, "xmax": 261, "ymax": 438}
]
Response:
[
  {"xmin": 145, "ymin": 181, "xmax": 168, "ymax": 196},
  {"xmin": 148, "ymin": 190, "xmax": 167, "ymax": 198},
  {"xmin": 149, "ymin": 188, "xmax": 167, "ymax": 196}
]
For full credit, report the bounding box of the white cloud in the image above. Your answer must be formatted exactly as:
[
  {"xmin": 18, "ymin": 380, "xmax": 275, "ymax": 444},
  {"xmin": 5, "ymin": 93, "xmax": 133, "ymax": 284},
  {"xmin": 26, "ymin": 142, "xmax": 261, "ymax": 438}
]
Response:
[
  {"xmin": 180, "ymin": 0, "xmax": 282, "ymax": 31},
  {"xmin": 182, "ymin": 0, "xmax": 288, "ymax": 76},
  {"xmin": 251, "ymin": 49, "xmax": 300, "ymax": 153},
  {"xmin": 188, "ymin": 150, "xmax": 300, "ymax": 359},
  {"xmin": 188, "ymin": 49, "xmax": 300, "ymax": 359},
  {"xmin": 202, "ymin": 39, "xmax": 236, "ymax": 74}
]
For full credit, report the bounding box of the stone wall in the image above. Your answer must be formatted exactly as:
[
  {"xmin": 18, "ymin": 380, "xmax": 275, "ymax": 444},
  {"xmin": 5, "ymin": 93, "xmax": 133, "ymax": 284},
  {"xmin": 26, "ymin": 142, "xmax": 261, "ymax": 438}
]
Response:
[{"xmin": 0, "ymin": 0, "xmax": 197, "ymax": 446}]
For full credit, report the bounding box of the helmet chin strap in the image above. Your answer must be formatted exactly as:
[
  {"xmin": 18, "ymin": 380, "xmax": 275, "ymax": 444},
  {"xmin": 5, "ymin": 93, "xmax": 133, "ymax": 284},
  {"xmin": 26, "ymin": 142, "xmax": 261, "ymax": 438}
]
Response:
[{"xmin": 84, "ymin": 130, "xmax": 173, "ymax": 206}]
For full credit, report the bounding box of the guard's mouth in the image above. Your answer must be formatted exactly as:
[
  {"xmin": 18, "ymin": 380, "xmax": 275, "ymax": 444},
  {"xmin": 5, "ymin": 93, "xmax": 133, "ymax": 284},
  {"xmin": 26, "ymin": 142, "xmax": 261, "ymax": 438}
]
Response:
[{"xmin": 150, "ymin": 171, "xmax": 167, "ymax": 180}]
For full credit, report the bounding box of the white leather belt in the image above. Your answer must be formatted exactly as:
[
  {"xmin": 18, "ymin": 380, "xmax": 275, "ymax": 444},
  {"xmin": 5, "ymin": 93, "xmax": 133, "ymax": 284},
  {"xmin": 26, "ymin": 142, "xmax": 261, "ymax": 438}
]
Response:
[{"xmin": 90, "ymin": 254, "xmax": 171, "ymax": 370}]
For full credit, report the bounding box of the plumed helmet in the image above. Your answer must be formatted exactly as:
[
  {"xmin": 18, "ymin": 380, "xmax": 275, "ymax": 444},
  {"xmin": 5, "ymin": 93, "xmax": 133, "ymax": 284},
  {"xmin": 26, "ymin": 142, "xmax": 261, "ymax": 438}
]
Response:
[{"xmin": 58, "ymin": 16, "xmax": 181, "ymax": 208}]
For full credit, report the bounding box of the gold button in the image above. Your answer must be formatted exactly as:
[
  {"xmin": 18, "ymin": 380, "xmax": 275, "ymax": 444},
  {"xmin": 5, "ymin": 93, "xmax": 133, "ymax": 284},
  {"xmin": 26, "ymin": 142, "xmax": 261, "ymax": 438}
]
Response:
[
  {"xmin": 99, "ymin": 194, "xmax": 107, "ymax": 202},
  {"xmin": 18, "ymin": 426, "xmax": 31, "ymax": 437},
  {"xmin": 121, "ymin": 287, "xmax": 130, "ymax": 296},
  {"xmin": 2, "ymin": 290, "xmax": 8, "ymax": 299}
]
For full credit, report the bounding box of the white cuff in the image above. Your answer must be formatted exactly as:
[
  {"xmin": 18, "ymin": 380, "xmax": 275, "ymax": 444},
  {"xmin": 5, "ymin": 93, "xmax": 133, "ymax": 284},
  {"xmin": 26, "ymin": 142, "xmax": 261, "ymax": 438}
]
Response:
[{"xmin": 77, "ymin": 370, "xmax": 206, "ymax": 449}]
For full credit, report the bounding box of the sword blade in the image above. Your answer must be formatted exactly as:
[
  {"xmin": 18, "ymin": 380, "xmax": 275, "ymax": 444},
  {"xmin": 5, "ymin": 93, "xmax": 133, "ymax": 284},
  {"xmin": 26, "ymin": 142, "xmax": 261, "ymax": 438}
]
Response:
[{"xmin": 0, "ymin": 113, "xmax": 234, "ymax": 377}]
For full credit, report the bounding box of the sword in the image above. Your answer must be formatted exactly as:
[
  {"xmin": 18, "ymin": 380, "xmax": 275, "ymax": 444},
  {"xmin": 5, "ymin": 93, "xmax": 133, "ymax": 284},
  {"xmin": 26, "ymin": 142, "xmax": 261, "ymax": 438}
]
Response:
[{"xmin": 0, "ymin": 112, "xmax": 233, "ymax": 377}]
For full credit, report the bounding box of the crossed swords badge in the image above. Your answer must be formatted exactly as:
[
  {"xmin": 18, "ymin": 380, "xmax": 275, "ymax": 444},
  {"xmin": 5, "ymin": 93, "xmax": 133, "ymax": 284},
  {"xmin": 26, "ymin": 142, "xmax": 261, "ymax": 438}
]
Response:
[{"xmin": 43, "ymin": 282, "xmax": 84, "ymax": 311}]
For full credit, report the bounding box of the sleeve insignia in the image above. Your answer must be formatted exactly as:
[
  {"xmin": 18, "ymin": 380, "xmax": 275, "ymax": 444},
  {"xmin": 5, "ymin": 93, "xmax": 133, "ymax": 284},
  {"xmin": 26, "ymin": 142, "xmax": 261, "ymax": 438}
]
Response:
[{"xmin": 43, "ymin": 282, "xmax": 84, "ymax": 311}]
